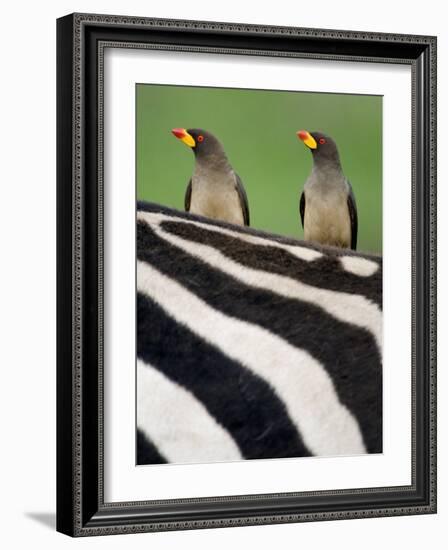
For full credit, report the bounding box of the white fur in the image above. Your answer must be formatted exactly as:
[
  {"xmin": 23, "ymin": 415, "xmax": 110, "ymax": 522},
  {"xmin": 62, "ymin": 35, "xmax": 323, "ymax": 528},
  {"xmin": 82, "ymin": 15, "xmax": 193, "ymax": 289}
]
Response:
[
  {"xmin": 137, "ymin": 261, "xmax": 367, "ymax": 457},
  {"xmin": 138, "ymin": 212, "xmax": 382, "ymax": 352},
  {"xmin": 137, "ymin": 359, "xmax": 242, "ymax": 463},
  {"xmin": 340, "ymin": 255, "xmax": 379, "ymax": 277}
]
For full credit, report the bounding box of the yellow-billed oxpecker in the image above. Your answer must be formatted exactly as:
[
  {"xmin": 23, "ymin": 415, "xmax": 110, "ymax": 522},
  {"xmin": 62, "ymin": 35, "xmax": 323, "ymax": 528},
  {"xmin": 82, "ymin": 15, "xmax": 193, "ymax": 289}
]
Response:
[
  {"xmin": 172, "ymin": 128, "xmax": 250, "ymax": 226},
  {"xmin": 296, "ymin": 130, "xmax": 358, "ymax": 250}
]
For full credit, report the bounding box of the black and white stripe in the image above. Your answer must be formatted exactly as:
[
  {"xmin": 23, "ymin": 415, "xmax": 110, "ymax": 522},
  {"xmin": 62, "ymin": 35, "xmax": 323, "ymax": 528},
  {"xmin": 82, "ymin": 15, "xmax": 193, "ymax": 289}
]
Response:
[{"xmin": 136, "ymin": 202, "xmax": 383, "ymax": 464}]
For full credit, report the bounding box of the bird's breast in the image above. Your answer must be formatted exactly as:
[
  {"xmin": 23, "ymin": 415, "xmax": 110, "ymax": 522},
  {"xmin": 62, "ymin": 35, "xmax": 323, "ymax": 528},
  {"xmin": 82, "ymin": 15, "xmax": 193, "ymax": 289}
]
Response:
[
  {"xmin": 189, "ymin": 175, "xmax": 244, "ymax": 226},
  {"xmin": 304, "ymin": 189, "xmax": 351, "ymax": 248}
]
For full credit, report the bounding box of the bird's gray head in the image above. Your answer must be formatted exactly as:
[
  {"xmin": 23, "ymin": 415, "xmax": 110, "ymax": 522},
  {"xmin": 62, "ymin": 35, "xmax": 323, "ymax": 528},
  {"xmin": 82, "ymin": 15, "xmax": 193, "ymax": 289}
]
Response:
[
  {"xmin": 172, "ymin": 128, "xmax": 228, "ymax": 163},
  {"xmin": 296, "ymin": 130, "xmax": 342, "ymax": 169}
]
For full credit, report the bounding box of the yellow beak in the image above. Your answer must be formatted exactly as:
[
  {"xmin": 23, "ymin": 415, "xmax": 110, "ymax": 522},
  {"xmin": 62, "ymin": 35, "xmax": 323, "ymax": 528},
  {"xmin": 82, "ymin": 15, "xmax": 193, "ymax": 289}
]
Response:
[
  {"xmin": 172, "ymin": 128, "xmax": 196, "ymax": 148},
  {"xmin": 297, "ymin": 130, "xmax": 317, "ymax": 150}
]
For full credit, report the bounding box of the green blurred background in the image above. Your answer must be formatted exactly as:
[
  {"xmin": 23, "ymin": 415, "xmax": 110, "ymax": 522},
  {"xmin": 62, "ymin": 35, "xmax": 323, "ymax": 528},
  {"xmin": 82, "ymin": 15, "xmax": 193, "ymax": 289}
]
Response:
[{"xmin": 137, "ymin": 84, "xmax": 382, "ymax": 253}]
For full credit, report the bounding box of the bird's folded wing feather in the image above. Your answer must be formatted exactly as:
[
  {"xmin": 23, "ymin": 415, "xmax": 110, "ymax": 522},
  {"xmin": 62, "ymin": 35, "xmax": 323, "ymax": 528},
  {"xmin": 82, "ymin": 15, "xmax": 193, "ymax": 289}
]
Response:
[
  {"xmin": 299, "ymin": 191, "xmax": 305, "ymax": 229},
  {"xmin": 347, "ymin": 181, "xmax": 358, "ymax": 251},
  {"xmin": 184, "ymin": 179, "xmax": 192, "ymax": 212},
  {"xmin": 235, "ymin": 173, "xmax": 250, "ymax": 226}
]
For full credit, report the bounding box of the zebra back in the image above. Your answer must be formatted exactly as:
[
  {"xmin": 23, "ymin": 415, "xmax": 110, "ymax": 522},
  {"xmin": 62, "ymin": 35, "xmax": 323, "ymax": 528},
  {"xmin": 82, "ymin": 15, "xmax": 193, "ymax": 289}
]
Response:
[{"xmin": 136, "ymin": 201, "xmax": 382, "ymax": 465}]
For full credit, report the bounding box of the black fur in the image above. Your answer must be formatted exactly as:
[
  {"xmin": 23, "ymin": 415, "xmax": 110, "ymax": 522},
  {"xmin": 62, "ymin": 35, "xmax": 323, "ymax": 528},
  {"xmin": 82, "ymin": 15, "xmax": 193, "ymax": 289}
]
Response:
[{"xmin": 137, "ymin": 429, "xmax": 167, "ymax": 465}]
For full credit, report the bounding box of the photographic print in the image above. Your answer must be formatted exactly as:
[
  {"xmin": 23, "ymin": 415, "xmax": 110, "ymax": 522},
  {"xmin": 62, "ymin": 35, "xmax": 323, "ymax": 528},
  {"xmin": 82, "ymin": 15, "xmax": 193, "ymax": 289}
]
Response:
[{"xmin": 136, "ymin": 84, "xmax": 383, "ymax": 466}]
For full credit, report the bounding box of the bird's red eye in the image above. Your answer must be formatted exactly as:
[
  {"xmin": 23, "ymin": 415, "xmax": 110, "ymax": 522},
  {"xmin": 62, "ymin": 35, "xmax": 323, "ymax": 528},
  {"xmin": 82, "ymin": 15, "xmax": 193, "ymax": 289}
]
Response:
[
  {"xmin": 197, "ymin": 135, "xmax": 204, "ymax": 142},
  {"xmin": 319, "ymin": 138, "xmax": 326, "ymax": 145}
]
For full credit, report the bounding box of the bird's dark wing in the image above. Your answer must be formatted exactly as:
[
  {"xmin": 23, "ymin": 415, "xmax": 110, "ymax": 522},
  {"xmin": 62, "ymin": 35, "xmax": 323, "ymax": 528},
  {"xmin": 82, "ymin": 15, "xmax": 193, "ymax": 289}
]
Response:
[
  {"xmin": 184, "ymin": 179, "xmax": 192, "ymax": 212},
  {"xmin": 235, "ymin": 173, "xmax": 250, "ymax": 226},
  {"xmin": 347, "ymin": 182, "xmax": 358, "ymax": 250},
  {"xmin": 299, "ymin": 191, "xmax": 305, "ymax": 229}
]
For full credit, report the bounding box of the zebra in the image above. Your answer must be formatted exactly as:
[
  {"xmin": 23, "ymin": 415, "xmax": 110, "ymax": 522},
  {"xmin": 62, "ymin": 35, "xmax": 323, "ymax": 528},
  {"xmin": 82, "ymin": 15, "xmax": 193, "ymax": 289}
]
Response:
[{"xmin": 136, "ymin": 201, "xmax": 382, "ymax": 465}]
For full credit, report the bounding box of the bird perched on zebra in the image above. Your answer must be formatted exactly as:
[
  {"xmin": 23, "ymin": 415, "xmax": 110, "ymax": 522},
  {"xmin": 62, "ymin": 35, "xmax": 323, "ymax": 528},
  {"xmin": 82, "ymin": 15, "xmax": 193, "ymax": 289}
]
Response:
[
  {"xmin": 172, "ymin": 128, "xmax": 250, "ymax": 226},
  {"xmin": 297, "ymin": 130, "xmax": 358, "ymax": 250},
  {"xmin": 136, "ymin": 201, "xmax": 382, "ymax": 465}
]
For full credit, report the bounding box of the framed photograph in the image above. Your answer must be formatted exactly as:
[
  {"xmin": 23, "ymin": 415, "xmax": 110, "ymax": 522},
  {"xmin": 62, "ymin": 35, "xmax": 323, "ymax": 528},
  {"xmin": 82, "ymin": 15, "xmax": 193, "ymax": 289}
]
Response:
[{"xmin": 57, "ymin": 13, "xmax": 437, "ymax": 536}]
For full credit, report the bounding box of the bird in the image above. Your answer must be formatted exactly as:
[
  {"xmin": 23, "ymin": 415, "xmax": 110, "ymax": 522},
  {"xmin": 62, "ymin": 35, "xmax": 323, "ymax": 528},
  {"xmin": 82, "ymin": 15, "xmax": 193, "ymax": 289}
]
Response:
[
  {"xmin": 171, "ymin": 128, "xmax": 250, "ymax": 226},
  {"xmin": 296, "ymin": 130, "xmax": 358, "ymax": 250}
]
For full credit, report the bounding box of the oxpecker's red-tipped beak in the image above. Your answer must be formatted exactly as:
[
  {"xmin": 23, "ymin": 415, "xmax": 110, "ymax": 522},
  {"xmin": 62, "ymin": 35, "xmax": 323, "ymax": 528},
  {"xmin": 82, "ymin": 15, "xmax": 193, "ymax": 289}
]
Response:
[
  {"xmin": 172, "ymin": 128, "xmax": 196, "ymax": 147},
  {"xmin": 172, "ymin": 128, "xmax": 186, "ymax": 138},
  {"xmin": 297, "ymin": 130, "xmax": 317, "ymax": 150}
]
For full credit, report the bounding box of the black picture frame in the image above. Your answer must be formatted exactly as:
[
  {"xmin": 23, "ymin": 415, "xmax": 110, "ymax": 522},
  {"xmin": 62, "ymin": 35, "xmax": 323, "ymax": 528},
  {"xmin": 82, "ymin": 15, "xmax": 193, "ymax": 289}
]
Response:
[{"xmin": 57, "ymin": 13, "xmax": 437, "ymax": 537}]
